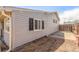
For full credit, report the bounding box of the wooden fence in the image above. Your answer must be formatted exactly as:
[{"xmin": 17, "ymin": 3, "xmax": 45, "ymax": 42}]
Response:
[
  {"xmin": 59, "ymin": 24, "xmax": 74, "ymax": 32},
  {"xmin": 73, "ymin": 24, "xmax": 79, "ymax": 35},
  {"xmin": 59, "ymin": 24, "xmax": 79, "ymax": 35}
]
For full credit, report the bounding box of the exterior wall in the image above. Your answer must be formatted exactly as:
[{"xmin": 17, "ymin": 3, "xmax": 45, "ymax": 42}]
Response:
[{"xmin": 11, "ymin": 10, "xmax": 59, "ymax": 49}]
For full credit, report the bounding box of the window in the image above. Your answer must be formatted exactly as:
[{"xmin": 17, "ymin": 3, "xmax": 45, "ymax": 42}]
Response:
[
  {"xmin": 42, "ymin": 20, "xmax": 44, "ymax": 29},
  {"xmin": 29, "ymin": 18, "xmax": 44, "ymax": 31},
  {"xmin": 39, "ymin": 20, "xmax": 40, "ymax": 29},
  {"xmin": 29, "ymin": 18, "xmax": 34, "ymax": 31},
  {"xmin": 53, "ymin": 19, "xmax": 57, "ymax": 23},
  {"xmin": 35, "ymin": 20, "xmax": 38, "ymax": 29},
  {"xmin": 35, "ymin": 20, "xmax": 41, "ymax": 30}
]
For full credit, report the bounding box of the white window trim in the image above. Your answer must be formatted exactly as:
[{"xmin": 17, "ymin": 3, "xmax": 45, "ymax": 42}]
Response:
[
  {"xmin": 29, "ymin": 18, "xmax": 45, "ymax": 31},
  {"xmin": 34, "ymin": 18, "xmax": 42, "ymax": 31}
]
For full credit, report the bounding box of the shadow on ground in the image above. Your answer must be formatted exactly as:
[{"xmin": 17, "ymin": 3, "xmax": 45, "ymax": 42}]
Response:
[{"xmin": 0, "ymin": 37, "xmax": 9, "ymax": 52}]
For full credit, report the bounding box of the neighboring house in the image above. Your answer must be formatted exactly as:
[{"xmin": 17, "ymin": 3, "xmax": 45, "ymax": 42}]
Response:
[{"xmin": 0, "ymin": 6, "xmax": 60, "ymax": 51}]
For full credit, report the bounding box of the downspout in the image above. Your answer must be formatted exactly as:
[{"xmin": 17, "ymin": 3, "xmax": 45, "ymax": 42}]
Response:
[{"xmin": 7, "ymin": 17, "xmax": 12, "ymax": 52}]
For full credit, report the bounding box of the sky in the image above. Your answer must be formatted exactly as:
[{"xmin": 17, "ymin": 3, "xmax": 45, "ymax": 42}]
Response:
[
  {"xmin": 17, "ymin": 6, "xmax": 79, "ymax": 24},
  {"xmin": 17, "ymin": 6, "xmax": 79, "ymax": 12}
]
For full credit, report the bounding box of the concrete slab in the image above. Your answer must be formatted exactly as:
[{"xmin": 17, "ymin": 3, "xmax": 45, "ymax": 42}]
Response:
[{"xmin": 50, "ymin": 31, "xmax": 76, "ymax": 41}]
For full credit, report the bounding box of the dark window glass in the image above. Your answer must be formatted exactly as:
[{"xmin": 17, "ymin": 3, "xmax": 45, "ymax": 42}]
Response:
[
  {"xmin": 29, "ymin": 18, "xmax": 34, "ymax": 31},
  {"xmin": 35, "ymin": 20, "xmax": 38, "ymax": 29},
  {"xmin": 39, "ymin": 20, "xmax": 40, "ymax": 29},
  {"xmin": 42, "ymin": 21, "xmax": 44, "ymax": 29}
]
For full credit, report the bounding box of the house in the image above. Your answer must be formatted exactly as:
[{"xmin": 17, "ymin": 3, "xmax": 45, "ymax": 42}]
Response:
[{"xmin": 0, "ymin": 6, "xmax": 60, "ymax": 51}]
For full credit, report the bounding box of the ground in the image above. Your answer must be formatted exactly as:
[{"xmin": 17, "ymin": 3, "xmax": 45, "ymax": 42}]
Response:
[
  {"xmin": 0, "ymin": 40, "xmax": 1, "ymax": 51},
  {"xmin": 0, "ymin": 39, "xmax": 9, "ymax": 52},
  {"xmin": 13, "ymin": 31, "xmax": 79, "ymax": 52}
]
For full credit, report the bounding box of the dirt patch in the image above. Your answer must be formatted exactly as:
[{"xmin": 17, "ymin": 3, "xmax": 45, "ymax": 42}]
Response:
[{"xmin": 13, "ymin": 36, "xmax": 64, "ymax": 52}]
